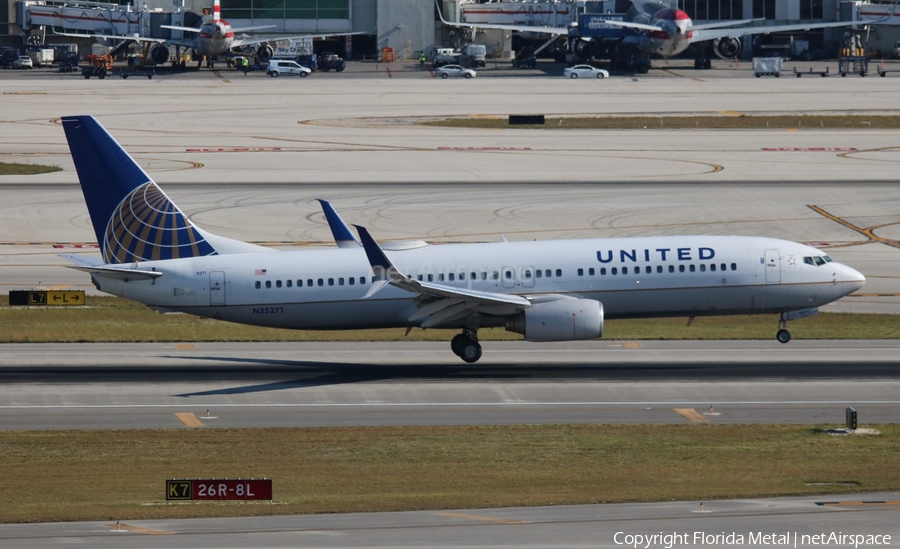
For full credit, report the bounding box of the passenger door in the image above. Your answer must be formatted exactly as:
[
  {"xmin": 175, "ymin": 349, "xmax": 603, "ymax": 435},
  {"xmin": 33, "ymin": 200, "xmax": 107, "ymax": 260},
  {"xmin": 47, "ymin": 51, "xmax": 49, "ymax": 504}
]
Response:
[
  {"xmin": 209, "ymin": 271, "xmax": 226, "ymax": 306},
  {"xmin": 765, "ymin": 249, "xmax": 781, "ymax": 284}
]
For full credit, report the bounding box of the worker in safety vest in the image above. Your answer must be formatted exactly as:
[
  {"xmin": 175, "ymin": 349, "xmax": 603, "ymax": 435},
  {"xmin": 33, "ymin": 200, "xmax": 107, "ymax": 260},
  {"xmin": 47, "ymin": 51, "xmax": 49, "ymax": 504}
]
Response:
[
  {"xmin": 418, "ymin": 52, "xmax": 426, "ymax": 66},
  {"xmin": 241, "ymin": 56, "xmax": 249, "ymax": 75}
]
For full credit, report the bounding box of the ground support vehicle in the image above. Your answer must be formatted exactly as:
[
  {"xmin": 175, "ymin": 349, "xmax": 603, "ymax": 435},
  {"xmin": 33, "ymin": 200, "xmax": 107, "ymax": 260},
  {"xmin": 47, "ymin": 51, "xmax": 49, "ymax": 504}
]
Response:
[
  {"xmin": 81, "ymin": 56, "xmax": 113, "ymax": 79},
  {"xmin": 753, "ymin": 57, "xmax": 783, "ymax": 77},
  {"xmin": 318, "ymin": 52, "xmax": 345, "ymax": 72},
  {"xmin": 1, "ymin": 48, "xmax": 21, "ymax": 68},
  {"xmin": 839, "ymin": 56, "xmax": 868, "ymax": 77},
  {"xmin": 793, "ymin": 66, "xmax": 829, "ymax": 77},
  {"xmin": 58, "ymin": 59, "xmax": 78, "ymax": 72}
]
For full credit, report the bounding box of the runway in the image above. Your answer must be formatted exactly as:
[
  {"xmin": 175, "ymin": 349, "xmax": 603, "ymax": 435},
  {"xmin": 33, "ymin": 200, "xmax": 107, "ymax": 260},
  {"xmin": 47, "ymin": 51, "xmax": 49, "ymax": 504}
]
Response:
[
  {"xmin": 2, "ymin": 491, "xmax": 899, "ymax": 548},
  {"xmin": 1, "ymin": 341, "xmax": 898, "ymax": 430}
]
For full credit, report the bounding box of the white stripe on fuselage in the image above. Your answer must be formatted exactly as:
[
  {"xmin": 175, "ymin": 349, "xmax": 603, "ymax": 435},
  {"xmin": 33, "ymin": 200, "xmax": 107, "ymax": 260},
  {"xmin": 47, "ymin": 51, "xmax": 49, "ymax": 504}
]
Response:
[{"xmin": 92, "ymin": 235, "xmax": 861, "ymax": 330}]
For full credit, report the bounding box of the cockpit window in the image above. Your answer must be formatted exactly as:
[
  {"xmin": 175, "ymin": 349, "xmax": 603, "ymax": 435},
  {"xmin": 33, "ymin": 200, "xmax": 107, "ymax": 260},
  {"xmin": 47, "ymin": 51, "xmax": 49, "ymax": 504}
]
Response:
[{"xmin": 804, "ymin": 255, "xmax": 831, "ymax": 266}]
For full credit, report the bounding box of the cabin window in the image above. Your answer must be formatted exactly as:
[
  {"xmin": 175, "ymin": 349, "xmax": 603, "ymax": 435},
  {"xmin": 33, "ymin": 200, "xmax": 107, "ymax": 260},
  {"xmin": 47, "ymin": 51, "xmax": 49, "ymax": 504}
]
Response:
[
  {"xmin": 449, "ymin": 273, "xmax": 455, "ymax": 281},
  {"xmin": 286, "ymin": 280, "xmax": 292, "ymax": 288},
  {"xmin": 679, "ymin": 265, "xmax": 685, "ymax": 273},
  {"xmin": 493, "ymin": 272, "xmax": 500, "ymax": 280},
  {"xmin": 611, "ymin": 267, "xmax": 618, "ymax": 275},
  {"xmin": 545, "ymin": 269, "xmax": 551, "ymax": 277},
  {"xmin": 265, "ymin": 280, "xmax": 272, "ymax": 288},
  {"xmin": 720, "ymin": 264, "xmax": 726, "ymax": 272},
  {"xmin": 536, "ymin": 270, "xmax": 542, "ymax": 278},
  {"xmin": 556, "ymin": 269, "xmax": 562, "ymax": 277},
  {"xmin": 524, "ymin": 269, "xmax": 532, "ymax": 279},
  {"xmin": 338, "ymin": 278, "xmax": 344, "ymax": 286},
  {"xmin": 307, "ymin": 279, "xmax": 313, "ymax": 287},
  {"xmin": 656, "ymin": 265, "xmax": 663, "ymax": 274},
  {"xmin": 439, "ymin": 274, "xmax": 445, "ymax": 282},
  {"xmin": 577, "ymin": 268, "xmax": 584, "ymax": 276},
  {"xmin": 600, "ymin": 267, "xmax": 606, "ymax": 275},
  {"xmin": 255, "ymin": 281, "xmax": 261, "ymax": 289},
  {"xmin": 589, "ymin": 268, "xmax": 595, "ymax": 276},
  {"xmin": 710, "ymin": 264, "xmax": 717, "ymax": 272},
  {"xmin": 668, "ymin": 265, "xmax": 675, "ymax": 273},
  {"xmin": 328, "ymin": 278, "xmax": 334, "ymax": 286},
  {"xmin": 428, "ymin": 274, "xmax": 434, "ymax": 282},
  {"xmin": 634, "ymin": 266, "xmax": 640, "ymax": 274},
  {"xmin": 622, "ymin": 267, "xmax": 628, "ymax": 275},
  {"xmin": 731, "ymin": 263, "xmax": 737, "ymax": 271},
  {"xmin": 276, "ymin": 280, "xmax": 282, "ymax": 288},
  {"xmin": 700, "ymin": 264, "xmax": 706, "ymax": 272},
  {"xmin": 505, "ymin": 271, "xmax": 512, "ymax": 280},
  {"xmin": 298, "ymin": 279, "xmax": 304, "ymax": 287},
  {"xmin": 689, "ymin": 265, "xmax": 696, "ymax": 273},
  {"xmin": 471, "ymin": 272, "xmax": 477, "ymax": 280},
  {"xmin": 349, "ymin": 277, "xmax": 355, "ymax": 285},
  {"xmin": 317, "ymin": 279, "xmax": 324, "ymax": 287}
]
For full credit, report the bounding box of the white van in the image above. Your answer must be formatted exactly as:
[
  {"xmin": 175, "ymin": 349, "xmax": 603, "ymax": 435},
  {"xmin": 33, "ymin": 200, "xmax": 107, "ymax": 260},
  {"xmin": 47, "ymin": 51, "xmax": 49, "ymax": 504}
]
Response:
[{"xmin": 267, "ymin": 59, "xmax": 312, "ymax": 77}]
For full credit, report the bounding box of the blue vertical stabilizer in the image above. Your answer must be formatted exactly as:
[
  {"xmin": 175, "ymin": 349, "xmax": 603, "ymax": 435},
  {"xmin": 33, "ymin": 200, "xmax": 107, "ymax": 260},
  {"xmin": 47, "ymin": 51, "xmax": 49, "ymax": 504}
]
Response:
[{"xmin": 61, "ymin": 115, "xmax": 217, "ymax": 264}]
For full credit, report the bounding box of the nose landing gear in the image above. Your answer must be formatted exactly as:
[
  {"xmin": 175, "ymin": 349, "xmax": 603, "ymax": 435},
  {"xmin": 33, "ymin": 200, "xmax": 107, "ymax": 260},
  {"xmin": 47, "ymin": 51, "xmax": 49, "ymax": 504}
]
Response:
[
  {"xmin": 451, "ymin": 328, "xmax": 482, "ymax": 363},
  {"xmin": 776, "ymin": 315, "xmax": 792, "ymax": 344}
]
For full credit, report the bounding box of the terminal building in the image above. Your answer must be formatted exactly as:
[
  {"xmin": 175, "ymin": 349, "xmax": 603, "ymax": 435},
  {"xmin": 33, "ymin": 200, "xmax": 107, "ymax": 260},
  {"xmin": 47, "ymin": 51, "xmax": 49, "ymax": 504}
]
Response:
[{"xmin": 2, "ymin": 0, "xmax": 900, "ymax": 60}]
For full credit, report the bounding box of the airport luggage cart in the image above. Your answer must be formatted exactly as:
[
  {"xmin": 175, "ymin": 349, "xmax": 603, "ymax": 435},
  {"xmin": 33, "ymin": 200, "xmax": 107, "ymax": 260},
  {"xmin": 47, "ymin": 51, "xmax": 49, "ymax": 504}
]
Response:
[
  {"xmin": 839, "ymin": 56, "xmax": 868, "ymax": 77},
  {"xmin": 793, "ymin": 66, "xmax": 829, "ymax": 77},
  {"xmin": 752, "ymin": 57, "xmax": 783, "ymax": 77}
]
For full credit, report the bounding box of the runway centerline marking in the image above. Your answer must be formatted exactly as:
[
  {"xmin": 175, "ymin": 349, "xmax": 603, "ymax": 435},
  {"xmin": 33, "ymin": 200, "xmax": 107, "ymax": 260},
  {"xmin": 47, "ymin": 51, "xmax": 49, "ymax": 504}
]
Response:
[
  {"xmin": 674, "ymin": 408, "xmax": 710, "ymax": 422},
  {"xmin": 174, "ymin": 412, "xmax": 205, "ymax": 427},
  {"xmin": 437, "ymin": 512, "xmax": 526, "ymax": 525}
]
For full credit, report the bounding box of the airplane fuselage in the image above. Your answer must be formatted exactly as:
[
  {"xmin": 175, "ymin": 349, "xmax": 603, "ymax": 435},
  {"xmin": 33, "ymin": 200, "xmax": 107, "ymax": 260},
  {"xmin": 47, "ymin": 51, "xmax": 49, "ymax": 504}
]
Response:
[
  {"xmin": 195, "ymin": 20, "xmax": 235, "ymax": 57},
  {"xmin": 631, "ymin": 6, "xmax": 695, "ymax": 56},
  {"xmin": 91, "ymin": 235, "xmax": 864, "ymax": 331}
]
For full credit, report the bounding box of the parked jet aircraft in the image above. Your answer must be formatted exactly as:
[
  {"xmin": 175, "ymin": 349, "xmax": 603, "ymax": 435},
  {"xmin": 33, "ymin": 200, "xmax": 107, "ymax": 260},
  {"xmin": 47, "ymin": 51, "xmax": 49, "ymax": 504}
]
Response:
[
  {"xmin": 440, "ymin": 0, "xmax": 854, "ymax": 62},
  {"xmin": 56, "ymin": 0, "xmax": 349, "ymax": 66},
  {"xmin": 60, "ymin": 115, "xmax": 865, "ymax": 363}
]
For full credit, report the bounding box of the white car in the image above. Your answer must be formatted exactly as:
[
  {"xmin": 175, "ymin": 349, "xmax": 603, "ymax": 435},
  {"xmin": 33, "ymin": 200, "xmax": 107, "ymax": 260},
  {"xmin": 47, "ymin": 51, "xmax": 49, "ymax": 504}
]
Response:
[
  {"xmin": 435, "ymin": 64, "xmax": 476, "ymax": 79},
  {"xmin": 564, "ymin": 65, "xmax": 609, "ymax": 79},
  {"xmin": 266, "ymin": 59, "xmax": 311, "ymax": 77},
  {"xmin": 13, "ymin": 56, "xmax": 33, "ymax": 69}
]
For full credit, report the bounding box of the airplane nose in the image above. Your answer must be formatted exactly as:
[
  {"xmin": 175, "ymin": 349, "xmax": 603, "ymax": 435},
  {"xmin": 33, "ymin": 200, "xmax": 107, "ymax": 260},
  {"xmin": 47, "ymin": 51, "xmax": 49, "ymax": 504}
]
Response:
[{"xmin": 841, "ymin": 264, "xmax": 866, "ymax": 292}]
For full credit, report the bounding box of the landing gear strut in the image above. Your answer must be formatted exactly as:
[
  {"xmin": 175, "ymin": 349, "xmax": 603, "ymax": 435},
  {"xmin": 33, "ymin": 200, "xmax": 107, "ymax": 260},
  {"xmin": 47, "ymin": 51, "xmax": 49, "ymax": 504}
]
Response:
[
  {"xmin": 451, "ymin": 328, "xmax": 482, "ymax": 363},
  {"xmin": 776, "ymin": 315, "xmax": 792, "ymax": 344}
]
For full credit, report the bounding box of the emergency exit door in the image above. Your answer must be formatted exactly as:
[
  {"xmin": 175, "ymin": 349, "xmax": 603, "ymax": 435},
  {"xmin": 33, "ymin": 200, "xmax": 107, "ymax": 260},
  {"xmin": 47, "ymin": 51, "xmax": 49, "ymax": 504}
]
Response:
[
  {"xmin": 765, "ymin": 250, "xmax": 781, "ymax": 284},
  {"xmin": 210, "ymin": 271, "xmax": 226, "ymax": 306}
]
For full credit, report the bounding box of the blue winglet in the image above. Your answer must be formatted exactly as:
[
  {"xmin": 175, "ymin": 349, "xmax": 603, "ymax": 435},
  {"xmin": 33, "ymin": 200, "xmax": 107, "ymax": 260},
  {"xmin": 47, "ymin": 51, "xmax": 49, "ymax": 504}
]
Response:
[
  {"xmin": 61, "ymin": 115, "xmax": 217, "ymax": 264},
  {"xmin": 354, "ymin": 225, "xmax": 394, "ymax": 276},
  {"xmin": 316, "ymin": 199, "xmax": 361, "ymax": 248}
]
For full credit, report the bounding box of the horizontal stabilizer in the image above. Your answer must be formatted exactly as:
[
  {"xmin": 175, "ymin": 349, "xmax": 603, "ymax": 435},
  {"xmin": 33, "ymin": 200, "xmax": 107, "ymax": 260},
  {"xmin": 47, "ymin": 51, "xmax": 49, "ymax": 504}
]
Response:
[{"xmin": 66, "ymin": 264, "xmax": 163, "ymax": 281}]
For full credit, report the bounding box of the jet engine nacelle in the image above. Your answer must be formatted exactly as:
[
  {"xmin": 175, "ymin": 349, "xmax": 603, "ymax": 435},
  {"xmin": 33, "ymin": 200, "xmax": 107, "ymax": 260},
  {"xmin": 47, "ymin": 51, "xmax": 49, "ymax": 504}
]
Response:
[
  {"xmin": 713, "ymin": 37, "xmax": 741, "ymax": 59},
  {"xmin": 150, "ymin": 44, "xmax": 170, "ymax": 65},
  {"xmin": 255, "ymin": 44, "xmax": 275, "ymax": 62},
  {"xmin": 505, "ymin": 298, "xmax": 604, "ymax": 341},
  {"xmin": 572, "ymin": 39, "xmax": 595, "ymax": 60}
]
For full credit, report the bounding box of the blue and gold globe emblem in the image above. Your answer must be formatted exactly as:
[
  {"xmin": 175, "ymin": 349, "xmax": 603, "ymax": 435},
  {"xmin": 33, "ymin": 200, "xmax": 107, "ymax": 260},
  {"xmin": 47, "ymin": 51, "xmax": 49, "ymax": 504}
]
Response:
[{"xmin": 103, "ymin": 182, "xmax": 216, "ymax": 264}]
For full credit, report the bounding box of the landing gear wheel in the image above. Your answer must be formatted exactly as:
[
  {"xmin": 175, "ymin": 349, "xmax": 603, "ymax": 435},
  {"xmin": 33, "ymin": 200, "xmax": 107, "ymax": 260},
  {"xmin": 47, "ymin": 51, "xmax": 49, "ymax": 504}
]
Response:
[
  {"xmin": 776, "ymin": 329, "xmax": 791, "ymax": 344},
  {"xmin": 450, "ymin": 334, "xmax": 467, "ymax": 357},
  {"xmin": 460, "ymin": 340, "xmax": 482, "ymax": 363}
]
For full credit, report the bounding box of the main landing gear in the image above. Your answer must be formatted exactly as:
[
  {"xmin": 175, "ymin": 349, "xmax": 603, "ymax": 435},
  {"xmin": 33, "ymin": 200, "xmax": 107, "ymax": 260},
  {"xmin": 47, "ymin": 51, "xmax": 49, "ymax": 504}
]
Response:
[
  {"xmin": 451, "ymin": 328, "xmax": 482, "ymax": 363},
  {"xmin": 776, "ymin": 315, "xmax": 792, "ymax": 344}
]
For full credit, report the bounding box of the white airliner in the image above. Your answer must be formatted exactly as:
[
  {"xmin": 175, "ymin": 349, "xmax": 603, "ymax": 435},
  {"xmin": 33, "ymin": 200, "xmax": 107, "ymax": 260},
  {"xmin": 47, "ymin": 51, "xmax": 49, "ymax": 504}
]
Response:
[
  {"xmin": 57, "ymin": 0, "xmax": 349, "ymax": 66},
  {"xmin": 441, "ymin": 0, "xmax": 855, "ymax": 61},
  {"xmin": 60, "ymin": 115, "xmax": 865, "ymax": 363}
]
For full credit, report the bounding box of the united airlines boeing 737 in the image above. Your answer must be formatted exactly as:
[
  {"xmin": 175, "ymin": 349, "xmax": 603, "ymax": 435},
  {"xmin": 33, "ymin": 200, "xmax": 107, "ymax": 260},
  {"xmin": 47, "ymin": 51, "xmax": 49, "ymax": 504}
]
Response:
[{"xmin": 60, "ymin": 115, "xmax": 865, "ymax": 363}]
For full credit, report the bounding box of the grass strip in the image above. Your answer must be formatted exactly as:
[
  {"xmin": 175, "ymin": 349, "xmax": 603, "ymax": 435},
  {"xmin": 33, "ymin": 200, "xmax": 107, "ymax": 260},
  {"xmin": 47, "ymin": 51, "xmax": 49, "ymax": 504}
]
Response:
[
  {"xmin": 421, "ymin": 115, "xmax": 900, "ymax": 130},
  {"xmin": 0, "ymin": 162, "xmax": 61, "ymax": 175},
  {"xmin": 2, "ymin": 425, "xmax": 897, "ymax": 523},
  {"xmin": 0, "ymin": 296, "xmax": 897, "ymax": 342}
]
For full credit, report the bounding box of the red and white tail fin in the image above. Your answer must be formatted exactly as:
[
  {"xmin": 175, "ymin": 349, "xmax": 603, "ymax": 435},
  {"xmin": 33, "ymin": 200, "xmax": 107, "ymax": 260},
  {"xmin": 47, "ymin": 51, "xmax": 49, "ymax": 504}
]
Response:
[{"xmin": 213, "ymin": 0, "xmax": 220, "ymax": 22}]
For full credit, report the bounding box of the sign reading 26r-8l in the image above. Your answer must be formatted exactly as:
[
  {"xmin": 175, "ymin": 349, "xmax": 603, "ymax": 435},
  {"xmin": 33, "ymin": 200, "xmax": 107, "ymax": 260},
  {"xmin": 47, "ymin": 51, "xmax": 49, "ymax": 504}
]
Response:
[{"xmin": 166, "ymin": 479, "xmax": 272, "ymax": 501}]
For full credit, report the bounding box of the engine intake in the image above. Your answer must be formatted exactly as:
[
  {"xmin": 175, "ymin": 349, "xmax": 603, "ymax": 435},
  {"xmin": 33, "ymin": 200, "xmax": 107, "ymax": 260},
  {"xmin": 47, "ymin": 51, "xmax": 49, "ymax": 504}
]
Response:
[
  {"xmin": 506, "ymin": 298, "xmax": 604, "ymax": 341},
  {"xmin": 150, "ymin": 44, "xmax": 170, "ymax": 65},
  {"xmin": 256, "ymin": 44, "xmax": 274, "ymax": 62},
  {"xmin": 713, "ymin": 37, "xmax": 741, "ymax": 59}
]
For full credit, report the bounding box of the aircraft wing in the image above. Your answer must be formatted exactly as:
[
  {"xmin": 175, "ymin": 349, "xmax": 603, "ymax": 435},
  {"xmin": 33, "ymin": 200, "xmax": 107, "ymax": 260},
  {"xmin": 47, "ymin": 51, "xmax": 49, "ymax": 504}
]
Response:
[
  {"xmin": 692, "ymin": 20, "xmax": 853, "ymax": 42},
  {"xmin": 231, "ymin": 31, "xmax": 366, "ymax": 48},
  {"xmin": 596, "ymin": 20, "xmax": 665, "ymax": 32},
  {"xmin": 52, "ymin": 30, "xmax": 195, "ymax": 49},
  {"xmin": 355, "ymin": 225, "xmax": 530, "ymax": 328},
  {"xmin": 689, "ymin": 19, "xmax": 754, "ymax": 31}
]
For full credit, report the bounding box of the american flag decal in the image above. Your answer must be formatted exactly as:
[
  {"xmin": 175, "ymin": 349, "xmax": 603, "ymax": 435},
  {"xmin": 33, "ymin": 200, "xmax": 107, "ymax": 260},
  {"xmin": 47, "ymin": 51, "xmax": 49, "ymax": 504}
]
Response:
[{"xmin": 255, "ymin": 269, "xmax": 267, "ymax": 275}]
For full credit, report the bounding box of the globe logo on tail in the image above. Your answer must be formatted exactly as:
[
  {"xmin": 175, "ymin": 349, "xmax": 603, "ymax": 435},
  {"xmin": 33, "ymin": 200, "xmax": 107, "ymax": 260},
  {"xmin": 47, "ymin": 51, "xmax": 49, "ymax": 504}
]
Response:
[{"xmin": 102, "ymin": 182, "xmax": 216, "ymax": 264}]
